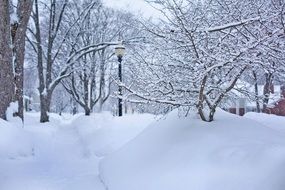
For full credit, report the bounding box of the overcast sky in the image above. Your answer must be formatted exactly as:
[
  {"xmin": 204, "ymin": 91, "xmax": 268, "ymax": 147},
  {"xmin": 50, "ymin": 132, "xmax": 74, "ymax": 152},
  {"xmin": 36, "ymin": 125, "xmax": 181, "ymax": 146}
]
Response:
[{"xmin": 102, "ymin": 0, "xmax": 161, "ymax": 19}]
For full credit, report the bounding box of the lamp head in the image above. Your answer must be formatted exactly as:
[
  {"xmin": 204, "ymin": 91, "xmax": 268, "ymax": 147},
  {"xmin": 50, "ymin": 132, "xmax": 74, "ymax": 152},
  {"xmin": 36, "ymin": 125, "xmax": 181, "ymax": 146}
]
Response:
[{"xmin": 115, "ymin": 42, "xmax": 125, "ymax": 58}]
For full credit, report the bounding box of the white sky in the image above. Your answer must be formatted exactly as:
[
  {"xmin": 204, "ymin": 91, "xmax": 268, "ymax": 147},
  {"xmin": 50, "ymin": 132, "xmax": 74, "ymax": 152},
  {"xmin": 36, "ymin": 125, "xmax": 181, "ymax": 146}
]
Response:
[{"xmin": 103, "ymin": 0, "xmax": 161, "ymax": 19}]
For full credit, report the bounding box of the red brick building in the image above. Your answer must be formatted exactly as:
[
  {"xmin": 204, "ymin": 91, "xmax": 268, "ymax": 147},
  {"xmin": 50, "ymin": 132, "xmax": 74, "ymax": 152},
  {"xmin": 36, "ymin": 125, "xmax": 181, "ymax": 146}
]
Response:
[
  {"xmin": 264, "ymin": 86, "xmax": 285, "ymax": 116},
  {"xmin": 227, "ymin": 84, "xmax": 285, "ymax": 116}
]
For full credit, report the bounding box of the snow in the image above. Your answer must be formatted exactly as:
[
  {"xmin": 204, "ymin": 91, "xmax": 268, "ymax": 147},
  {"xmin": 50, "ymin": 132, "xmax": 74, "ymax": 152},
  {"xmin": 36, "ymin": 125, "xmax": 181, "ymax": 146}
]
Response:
[
  {"xmin": 244, "ymin": 112, "xmax": 285, "ymax": 135},
  {"xmin": 100, "ymin": 109, "xmax": 285, "ymax": 190},
  {"xmin": 0, "ymin": 112, "xmax": 155, "ymax": 190},
  {"xmin": 73, "ymin": 112, "xmax": 156, "ymax": 157},
  {"xmin": 6, "ymin": 101, "xmax": 21, "ymax": 125},
  {"xmin": 41, "ymin": 88, "xmax": 47, "ymax": 96},
  {"xmin": 1, "ymin": 110, "xmax": 285, "ymax": 190},
  {"xmin": 229, "ymin": 80, "xmax": 282, "ymax": 109},
  {"xmin": 10, "ymin": 12, "xmax": 18, "ymax": 24},
  {"xmin": 0, "ymin": 119, "xmax": 33, "ymax": 159},
  {"xmin": 206, "ymin": 17, "xmax": 260, "ymax": 32}
]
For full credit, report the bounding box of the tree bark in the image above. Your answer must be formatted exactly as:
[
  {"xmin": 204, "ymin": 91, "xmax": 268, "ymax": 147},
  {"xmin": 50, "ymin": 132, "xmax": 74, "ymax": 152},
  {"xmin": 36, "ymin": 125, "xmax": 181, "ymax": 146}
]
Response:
[
  {"xmin": 84, "ymin": 106, "xmax": 91, "ymax": 116},
  {"xmin": 34, "ymin": 0, "xmax": 51, "ymax": 123},
  {"xmin": 0, "ymin": 0, "xmax": 14, "ymax": 120},
  {"xmin": 263, "ymin": 73, "xmax": 273, "ymax": 110},
  {"xmin": 208, "ymin": 109, "xmax": 216, "ymax": 122},
  {"xmin": 12, "ymin": 0, "xmax": 33, "ymax": 120},
  {"xmin": 40, "ymin": 94, "xmax": 51, "ymax": 122},
  {"xmin": 252, "ymin": 71, "xmax": 261, "ymax": 113},
  {"xmin": 197, "ymin": 76, "xmax": 208, "ymax": 121},
  {"xmin": 72, "ymin": 98, "xmax": 77, "ymax": 115},
  {"xmin": 198, "ymin": 66, "xmax": 247, "ymax": 122}
]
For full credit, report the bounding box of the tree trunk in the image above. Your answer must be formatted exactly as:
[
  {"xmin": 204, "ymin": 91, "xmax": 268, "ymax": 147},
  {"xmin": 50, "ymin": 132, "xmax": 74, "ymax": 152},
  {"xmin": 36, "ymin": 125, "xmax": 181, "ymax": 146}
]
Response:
[
  {"xmin": 0, "ymin": 0, "xmax": 14, "ymax": 120},
  {"xmin": 99, "ymin": 99, "xmax": 103, "ymax": 112},
  {"xmin": 263, "ymin": 73, "xmax": 273, "ymax": 110},
  {"xmin": 12, "ymin": 0, "xmax": 33, "ymax": 121},
  {"xmin": 252, "ymin": 71, "xmax": 261, "ymax": 113},
  {"xmin": 208, "ymin": 108, "xmax": 216, "ymax": 122},
  {"xmin": 34, "ymin": 0, "xmax": 50, "ymax": 123},
  {"xmin": 72, "ymin": 106, "xmax": 77, "ymax": 115},
  {"xmin": 198, "ymin": 66, "xmax": 246, "ymax": 122},
  {"xmin": 71, "ymin": 98, "xmax": 77, "ymax": 115},
  {"xmin": 98, "ymin": 50, "xmax": 106, "ymax": 112},
  {"xmin": 197, "ymin": 76, "xmax": 208, "ymax": 122},
  {"xmin": 40, "ymin": 94, "xmax": 51, "ymax": 123},
  {"xmin": 84, "ymin": 107, "xmax": 91, "ymax": 116}
]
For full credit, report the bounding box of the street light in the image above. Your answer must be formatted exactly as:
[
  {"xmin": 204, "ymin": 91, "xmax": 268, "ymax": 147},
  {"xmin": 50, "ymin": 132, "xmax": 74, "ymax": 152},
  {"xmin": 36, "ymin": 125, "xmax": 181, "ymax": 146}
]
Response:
[{"xmin": 115, "ymin": 42, "xmax": 125, "ymax": 117}]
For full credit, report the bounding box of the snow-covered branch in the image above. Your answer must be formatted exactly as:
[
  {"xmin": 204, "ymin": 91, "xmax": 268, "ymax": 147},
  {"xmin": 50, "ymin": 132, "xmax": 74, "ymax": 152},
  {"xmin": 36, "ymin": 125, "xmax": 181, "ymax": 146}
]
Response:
[{"xmin": 205, "ymin": 17, "xmax": 260, "ymax": 33}]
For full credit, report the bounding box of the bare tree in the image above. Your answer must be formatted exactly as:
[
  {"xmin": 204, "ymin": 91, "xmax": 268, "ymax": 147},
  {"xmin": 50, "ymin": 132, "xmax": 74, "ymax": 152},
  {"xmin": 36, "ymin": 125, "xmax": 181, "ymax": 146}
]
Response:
[
  {"xmin": 27, "ymin": 0, "xmax": 120, "ymax": 122},
  {"xmin": 0, "ymin": 0, "xmax": 32, "ymax": 120},
  {"xmin": 61, "ymin": 4, "xmax": 120, "ymax": 115},
  {"xmin": 10, "ymin": 0, "xmax": 33, "ymax": 120},
  {"xmin": 0, "ymin": 0, "xmax": 14, "ymax": 120},
  {"xmin": 123, "ymin": 0, "xmax": 285, "ymax": 121}
]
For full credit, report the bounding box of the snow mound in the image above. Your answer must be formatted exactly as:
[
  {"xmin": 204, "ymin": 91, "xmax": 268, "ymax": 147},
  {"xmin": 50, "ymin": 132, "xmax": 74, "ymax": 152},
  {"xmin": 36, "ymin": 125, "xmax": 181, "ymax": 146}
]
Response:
[
  {"xmin": 0, "ymin": 112, "xmax": 157, "ymax": 190},
  {"xmin": 72, "ymin": 112, "xmax": 156, "ymax": 157},
  {"xmin": 0, "ymin": 119, "xmax": 33, "ymax": 159},
  {"xmin": 244, "ymin": 112, "xmax": 285, "ymax": 134},
  {"xmin": 100, "ymin": 109, "xmax": 285, "ymax": 190}
]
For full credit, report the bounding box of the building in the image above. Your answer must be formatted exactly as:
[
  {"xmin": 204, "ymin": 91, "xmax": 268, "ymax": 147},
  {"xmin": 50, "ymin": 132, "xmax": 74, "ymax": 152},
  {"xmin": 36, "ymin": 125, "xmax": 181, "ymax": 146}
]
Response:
[
  {"xmin": 264, "ymin": 86, "xmax": 285, "ymax": 116},
  {"xmin": 226, "ymin": 80, "xmax": 285, "ymax": 116}
]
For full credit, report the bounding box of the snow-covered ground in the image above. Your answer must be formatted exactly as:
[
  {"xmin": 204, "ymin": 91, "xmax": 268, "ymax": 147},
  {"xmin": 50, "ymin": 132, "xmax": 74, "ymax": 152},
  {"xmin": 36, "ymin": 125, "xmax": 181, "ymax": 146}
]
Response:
[
  {"xmin": 0, "ymin": 112, "xmax": 155, "ymax": 190},
  {"xmin": 244, "ymin": 112, "xmax": 285, "ymax": 135},
  {"xmin": 100, "ymin": 110, "xmax": 285, "ymax": 190},
  {"xmin": 1, "ymin": 110, "xmax": 285, "ymax": 190}
]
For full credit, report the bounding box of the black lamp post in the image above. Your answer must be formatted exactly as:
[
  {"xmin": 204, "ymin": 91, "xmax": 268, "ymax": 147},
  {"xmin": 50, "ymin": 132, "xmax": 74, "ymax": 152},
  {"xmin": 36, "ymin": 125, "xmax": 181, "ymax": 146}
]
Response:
[{"xmin": 115, "ymin": 42, "xmax": 125, "ymax": 117}]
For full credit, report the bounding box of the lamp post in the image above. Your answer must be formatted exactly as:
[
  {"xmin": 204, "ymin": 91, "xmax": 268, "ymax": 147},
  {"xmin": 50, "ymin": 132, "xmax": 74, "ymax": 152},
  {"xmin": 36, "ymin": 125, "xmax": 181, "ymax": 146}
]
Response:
[{"xmin": 115, "ymin": 42, "xmax": 125, "ymax": 117}]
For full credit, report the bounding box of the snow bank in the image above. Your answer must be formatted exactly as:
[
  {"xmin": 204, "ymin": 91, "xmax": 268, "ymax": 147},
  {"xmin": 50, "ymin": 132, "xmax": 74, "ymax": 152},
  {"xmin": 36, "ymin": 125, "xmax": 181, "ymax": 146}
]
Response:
[
  {"xmin": 71, "ymin": 112, "xmax": 157, "ymax": 157},
  {"xmin": 1, "ymin": 112, "xmax": 105, "ymax": 190},
  {"xmin": 0, "ymin": 111, "xmax": 158, "ymax": 190},
  {"xmin": 0, "ymin": 119, "xmax": 33, "ymax": 159},
  {"xmin": 100, "ymin": 109, "xmax": 285, "ymax": 190},
  {"xmin": 21, "ymin": 112, "xmax": 156, "ymax": 159},
  {"xmin": 244, "ymin": 112, "xmax": 285, "ymax": 134}
]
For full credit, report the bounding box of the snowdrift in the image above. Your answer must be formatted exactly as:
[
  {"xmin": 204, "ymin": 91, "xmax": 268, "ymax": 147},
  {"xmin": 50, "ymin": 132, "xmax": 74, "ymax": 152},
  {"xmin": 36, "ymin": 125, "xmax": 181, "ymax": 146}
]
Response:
[
  {"xmin": 100, "ymin": 109, "xmax": 285, "ymax": 190},
  {"xmin": 1, "ymin": 112, "xmax": 157, "ymax": 190},
  {"xmin": 244, "ymin": 112, "xmax": 285, "ymax": 135},
  {"xmin": 0, "ymin": 119, "xmax": 33, "ymax": 159},
  {"xmin": 72, "ymin": 112, "xmax": 156, "ymax": 157}
]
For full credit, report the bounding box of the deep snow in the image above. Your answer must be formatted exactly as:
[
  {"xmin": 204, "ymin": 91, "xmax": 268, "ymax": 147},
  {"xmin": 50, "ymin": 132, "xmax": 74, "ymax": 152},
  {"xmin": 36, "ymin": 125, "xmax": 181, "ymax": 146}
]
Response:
[
  {"xmin": 100, "ymin": 110, "xmax": 285, "ymax": 190},
  {"xmin": 1, "ymin": 110, "xmax": 285, "ymax": 190},
  {"xmin": 0, "ymin": 112, "xmax": 155, "ymax": 190},
  {"xmin": 244, "ymin": 112, "xmax": 285, "ymax": 135}
]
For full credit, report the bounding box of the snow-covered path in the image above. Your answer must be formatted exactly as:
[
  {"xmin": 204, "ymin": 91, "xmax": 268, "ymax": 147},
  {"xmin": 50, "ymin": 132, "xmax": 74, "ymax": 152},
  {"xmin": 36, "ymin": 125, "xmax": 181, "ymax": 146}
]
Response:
[
  {"xmin": 0, "ymin": 112, "xmax": 155, "ymax": 190},
  {"xmin": 1, "ymin": 111, "xmax": 285, "ymax": 190},
  {"xmin": 0, "ymin": 115, "xmax": 105, "ymax": 190},
  {"xmin": 0, "ymin": 156, "xmax": 105, "ymax": 190}
]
